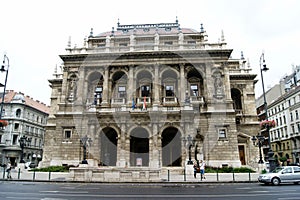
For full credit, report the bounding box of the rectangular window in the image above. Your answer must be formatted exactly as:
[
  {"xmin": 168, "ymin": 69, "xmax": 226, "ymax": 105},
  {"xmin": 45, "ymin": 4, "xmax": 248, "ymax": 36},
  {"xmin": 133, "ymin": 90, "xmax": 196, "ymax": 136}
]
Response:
[
  {"xmin": 188, "ymin": 41, "xmax": 196, "ymax": 44},
  {"xmin": 190, "ymin": 84, "xmax": 199, "ymax": 96},
  {"xmin": 14, "ymin": 123, "xmax": 20, "ymax": 131},
  {"xmin": 218, "ymin": 128, "xmax": 226, "ymax": 139},
  {"xmin": 13, "ymin": 135, "xmax": 18, "ymax": 145},
  {"xmin": 164, "ymin": 41, "xmax": 173, "ymax": 45},
  {"xmin": 94, "ymin": 86, "xmax": 103, "ymax": 105},
  {"xmin": 118, "ymin": 86, "xmax": 126, "ymax": 98},
  {"xmin": 141, "ymin": 85, "xmax": 150, "ymax": 97},
  {"xmin": 166, "ymin": 85, "xmax": 174, "ymax": 97},
  {"xmin": 64, "ymin": 129, "xmax": 72, "ymax": 139},
  {"xmin": 119, "ymin": 43, "xmax": 128, "ymax": 47}
]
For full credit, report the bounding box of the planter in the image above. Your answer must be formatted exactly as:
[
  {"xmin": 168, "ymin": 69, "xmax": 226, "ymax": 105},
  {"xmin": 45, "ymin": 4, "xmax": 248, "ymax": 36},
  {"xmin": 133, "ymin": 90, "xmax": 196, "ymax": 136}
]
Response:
[
  {"xmin": 0, "ymin": 119, "xmax": 8, "ymax": 127},
  {"xmin": 260, "ymin": 120, "xmax": 276, "ymax": 128}
]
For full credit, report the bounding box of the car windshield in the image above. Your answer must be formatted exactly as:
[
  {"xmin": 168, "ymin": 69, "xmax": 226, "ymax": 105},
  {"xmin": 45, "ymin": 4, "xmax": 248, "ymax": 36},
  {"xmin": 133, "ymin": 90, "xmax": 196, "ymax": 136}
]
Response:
[{"xmin": 271, "ymin": 167, "xmax": 284, "ymax": 173}]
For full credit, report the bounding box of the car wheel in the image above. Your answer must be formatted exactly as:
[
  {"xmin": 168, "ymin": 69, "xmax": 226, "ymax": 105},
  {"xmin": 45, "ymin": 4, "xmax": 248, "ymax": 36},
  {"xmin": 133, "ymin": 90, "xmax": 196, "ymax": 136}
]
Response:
[{"xmin": 271, "ymin": 178, "xmax": 280, "ymax": 186}]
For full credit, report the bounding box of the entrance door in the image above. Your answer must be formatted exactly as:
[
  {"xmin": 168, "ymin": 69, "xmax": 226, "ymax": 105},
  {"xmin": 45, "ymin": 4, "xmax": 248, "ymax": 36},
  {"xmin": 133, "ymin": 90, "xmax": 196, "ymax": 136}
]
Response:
[{"xmin": 238, "ymin": 145, "xmax": 246, "ymax": 165}]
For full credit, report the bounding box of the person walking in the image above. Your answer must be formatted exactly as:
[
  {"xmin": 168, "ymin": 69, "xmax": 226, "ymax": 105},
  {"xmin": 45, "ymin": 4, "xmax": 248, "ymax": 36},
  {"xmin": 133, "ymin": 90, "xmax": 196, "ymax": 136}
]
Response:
[
  {"xmin": 199, "ymin": 160, "xmax": 206, "ymax": 180},
  {"xmin": 6, "ymin": 162, "xmax": 12, "ymax": 179}
]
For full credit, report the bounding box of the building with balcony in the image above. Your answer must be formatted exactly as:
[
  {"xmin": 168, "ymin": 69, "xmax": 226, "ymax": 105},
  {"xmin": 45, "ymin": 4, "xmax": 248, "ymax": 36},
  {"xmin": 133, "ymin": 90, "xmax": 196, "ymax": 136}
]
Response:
[
  {"xmin": 268, "ymin": 85, "xmax": 300, "ymax": 165},
  {"xmin": 0, "ymin": 90, "xmax": 49, "ymax": 167},
  {"xmin": 41, "ymin": 19, "xmax": 259, "ymax": 179},
  {"xmin": 256, "ymin": 65, "xmax": 300, "ymax": 164}
]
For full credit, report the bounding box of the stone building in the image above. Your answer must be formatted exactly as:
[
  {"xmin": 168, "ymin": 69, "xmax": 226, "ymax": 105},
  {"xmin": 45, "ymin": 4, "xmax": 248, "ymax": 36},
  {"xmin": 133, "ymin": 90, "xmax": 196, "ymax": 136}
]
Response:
[
  {"xmin": 41, "ymin": 20, "xmax": 260, "ymax": 179},
  {"xmin": 0, "ymin": 91, "xmax": 49, "ymax": 167}
]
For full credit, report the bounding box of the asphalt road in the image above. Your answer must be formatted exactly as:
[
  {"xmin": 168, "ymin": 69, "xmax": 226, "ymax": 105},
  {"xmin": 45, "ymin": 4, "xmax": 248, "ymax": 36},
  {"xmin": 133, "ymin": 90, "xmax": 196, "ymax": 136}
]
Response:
[{"xmin": 0, "ymin": 181, "xmax": 299, "ymax": 200}]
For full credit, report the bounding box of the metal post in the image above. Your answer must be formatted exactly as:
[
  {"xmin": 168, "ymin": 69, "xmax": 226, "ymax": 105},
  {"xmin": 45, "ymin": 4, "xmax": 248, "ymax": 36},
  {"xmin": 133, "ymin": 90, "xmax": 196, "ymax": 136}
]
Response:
[
  {"xmin": 0, "ymin": 54, "xmax": 9, "ymax": 119},
  {"xmin": 18, "ymin": 168, "xmax": 21, "ymax": 179},
  {"xmin": 33, "ymin": 170, "xmax": 36, "ymax": 181},
  {"xmin": 184, "ymin": 167, "xmax": 186, "ymax": 181},
  {"xmin": 259, "ymin": 52, "xmax": 276, "ymax": 172}
]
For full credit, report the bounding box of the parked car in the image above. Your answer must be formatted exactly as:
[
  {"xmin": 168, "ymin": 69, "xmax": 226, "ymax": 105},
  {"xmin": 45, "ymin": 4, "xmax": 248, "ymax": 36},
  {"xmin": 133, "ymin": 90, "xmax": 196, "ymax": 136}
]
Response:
[{"xmin": 258, "ymin": 166, "xmax": 300, "ymax": 185}]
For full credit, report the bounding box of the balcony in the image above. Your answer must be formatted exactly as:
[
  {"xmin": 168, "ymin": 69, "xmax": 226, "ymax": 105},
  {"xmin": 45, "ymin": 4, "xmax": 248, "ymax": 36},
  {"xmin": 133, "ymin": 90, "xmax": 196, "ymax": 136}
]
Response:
[
  {"xmin": 190, "ymin": 96, "xmax": 205, "ymax": 105},
  {"xmin": 162, "ymin": 97, "xmax": 178, "ymax": 106},
  {"xmin": 111, "ymin": 98, "xmax": 126, "ymax": 105}
]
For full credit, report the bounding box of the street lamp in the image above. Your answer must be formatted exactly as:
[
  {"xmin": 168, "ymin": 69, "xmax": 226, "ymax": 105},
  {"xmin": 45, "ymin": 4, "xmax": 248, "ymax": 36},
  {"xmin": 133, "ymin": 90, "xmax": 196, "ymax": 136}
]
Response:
[
  {"xmin": 252, "ymin": 134, "xmax": 265, "ymax": 164},
  {"xmin": 259, "ymin": 52, "xmax": 276, "ymax": 172},
  {"xmin": 186, "ymin": 135, "xmax": 194, "ymax": 165},
  {"xmin": 19, "ymin": 135, "xmax": 27, "ymax": 163},
  {"xmin": 81, "ymin": 135, "xmax": 92, "ymax": 164},
  {"xmin": 0, "ymin": 54, "xmax": 9, "ymax": 119}
]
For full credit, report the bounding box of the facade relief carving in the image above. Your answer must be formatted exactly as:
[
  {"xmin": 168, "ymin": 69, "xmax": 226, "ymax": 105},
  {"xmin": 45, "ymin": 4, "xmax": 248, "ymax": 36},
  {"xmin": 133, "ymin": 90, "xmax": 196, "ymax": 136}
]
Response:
[{"xmin": 213, "ymin": 72, "xmax": 225, "ymax": 99}]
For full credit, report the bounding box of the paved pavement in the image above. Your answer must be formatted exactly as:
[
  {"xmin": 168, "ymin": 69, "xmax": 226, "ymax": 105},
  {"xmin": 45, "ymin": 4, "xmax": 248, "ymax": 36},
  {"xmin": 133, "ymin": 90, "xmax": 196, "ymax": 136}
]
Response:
[{"xmin": 0, "ymin": 167, "xmax": 260, "ymax": 183}]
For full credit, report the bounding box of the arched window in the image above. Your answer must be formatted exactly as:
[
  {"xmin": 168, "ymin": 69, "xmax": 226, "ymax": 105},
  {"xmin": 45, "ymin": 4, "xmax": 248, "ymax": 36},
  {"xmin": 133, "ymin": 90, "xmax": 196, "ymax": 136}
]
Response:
[
  {"xmin": 231, "ymin": 88, "xmax": 242, "ymax": 110},
  {"xmin": 16, "ymin": 109, "xmax": 22, "ymax": 118}
]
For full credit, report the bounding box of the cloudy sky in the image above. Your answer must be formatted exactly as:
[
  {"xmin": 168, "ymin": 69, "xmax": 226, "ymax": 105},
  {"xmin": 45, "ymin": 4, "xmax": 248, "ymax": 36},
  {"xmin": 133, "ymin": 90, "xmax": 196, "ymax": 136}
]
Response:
[{"xmin": 1, "ymin": 0, "xmax": 299, "ymax": 105}]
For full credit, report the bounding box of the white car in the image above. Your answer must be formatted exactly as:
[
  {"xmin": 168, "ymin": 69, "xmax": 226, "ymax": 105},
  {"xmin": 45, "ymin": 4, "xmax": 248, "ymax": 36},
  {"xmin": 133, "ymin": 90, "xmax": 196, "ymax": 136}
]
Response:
[{"xmin": 258, "ymin": 166, "xmax": 300, "ymax": 185}]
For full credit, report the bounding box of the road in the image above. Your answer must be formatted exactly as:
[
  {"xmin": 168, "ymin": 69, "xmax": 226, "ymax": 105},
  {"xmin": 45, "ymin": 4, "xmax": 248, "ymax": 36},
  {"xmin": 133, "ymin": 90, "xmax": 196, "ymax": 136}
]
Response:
[{"xmin": 0, "ymin": 181, "xmax": 299, "ymax": 200}]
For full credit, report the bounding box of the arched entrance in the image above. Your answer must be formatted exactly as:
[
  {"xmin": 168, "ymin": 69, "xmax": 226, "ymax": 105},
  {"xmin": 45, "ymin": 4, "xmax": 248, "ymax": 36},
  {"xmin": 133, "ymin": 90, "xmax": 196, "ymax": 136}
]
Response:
[
  {"xmin": 162, "ymin": 127, "xmax": 182, "ymax": 166},
  {"xmin": 100, "ymin": 127, "xmax": 118, "ymax": 166},
  {"xmin": 130, "ymin": 127, "xmax": 149, "ymax": 166}
]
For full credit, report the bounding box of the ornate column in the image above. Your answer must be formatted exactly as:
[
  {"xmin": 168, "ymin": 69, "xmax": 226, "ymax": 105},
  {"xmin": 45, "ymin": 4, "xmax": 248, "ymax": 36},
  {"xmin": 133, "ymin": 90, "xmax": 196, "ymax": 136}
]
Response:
[
  {"xmin": 180, "ymin": 64, "xmax": 186, "ymax": 104},
  {"xmin": 118, "ymin": 124, "xmax": 127, "ymax": 167},
  {"xmin": 150, "ymin": 123, "xmax": 160, "ymax": 168},
  {"xmin": 153, "ymin": 64, "xmax": 160, "ymax": 109},
  {"xmin": 101, "ymin": 67, "xmax": 109, "ymax": 106},
  {"xmin": 127, "ymin": 66, "xmax": 134, "ymax": 106}
]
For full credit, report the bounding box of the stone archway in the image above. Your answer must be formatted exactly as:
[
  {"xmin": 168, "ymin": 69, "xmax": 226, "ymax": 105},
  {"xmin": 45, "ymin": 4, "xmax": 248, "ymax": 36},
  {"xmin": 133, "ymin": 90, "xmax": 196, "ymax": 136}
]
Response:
[
  {"xmin": 162, "ymin": 127, "xmax": 182, "ymax": 166},
  {"xmin": 130, "ymin": 127, "xmax": 149, "ymax": 166},
  {"xmin": 100, "ymin": 127, "xmax": 118, "ymax": 166}
]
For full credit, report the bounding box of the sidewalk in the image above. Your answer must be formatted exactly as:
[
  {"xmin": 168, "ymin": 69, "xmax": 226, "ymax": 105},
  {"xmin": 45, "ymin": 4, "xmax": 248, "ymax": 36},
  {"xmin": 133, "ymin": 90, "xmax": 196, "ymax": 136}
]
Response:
[{"xmin": 1, "ymin": 168, "xmax": 259, "ymax": 183}]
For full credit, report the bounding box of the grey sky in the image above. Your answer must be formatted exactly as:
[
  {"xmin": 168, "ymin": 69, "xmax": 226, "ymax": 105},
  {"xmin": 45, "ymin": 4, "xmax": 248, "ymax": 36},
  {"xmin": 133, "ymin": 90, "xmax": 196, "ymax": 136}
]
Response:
[{"xmin": 1, "ymin": 0, "xmax": 299, "ymax": 105}]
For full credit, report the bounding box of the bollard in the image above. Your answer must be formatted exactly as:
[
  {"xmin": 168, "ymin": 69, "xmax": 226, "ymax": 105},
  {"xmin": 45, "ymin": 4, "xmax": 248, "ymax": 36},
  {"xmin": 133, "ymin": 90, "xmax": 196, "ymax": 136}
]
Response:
[
  {"xmin": 3, "ymin": 168, "xmax": 5, "ymax": 179},
  {"xmin": 18, "ymin": 168, "xmax": 21, "ymax": 179},
  {"xmin": 168, "ymin": 169, "xmax": 170, "ymax": 182},
  {"xmin": 216, "ymin": 168, "xmax": 219, "ymax": 181},
  {"xmin": 33, "ymin": 171, "xmax": 36, "ymax": 181},
  {"xmin": 184, "ymin": 167, "xmax": 186, "ymax": 181},
  {"xmin": 248, "ymin": 172, "xmax": 251, "ymax": 181},
  {"xmin": 232, "ymin": 170, "xmax": 235, "ymax": 182},
  {"xmin": 48, "ymin": 171, "xmax": 51, "ymax": 181}
]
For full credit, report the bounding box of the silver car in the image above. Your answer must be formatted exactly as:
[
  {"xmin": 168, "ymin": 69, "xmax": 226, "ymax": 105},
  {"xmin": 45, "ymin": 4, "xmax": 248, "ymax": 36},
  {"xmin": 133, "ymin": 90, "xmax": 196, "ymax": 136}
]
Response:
[{"xmin": 258, "ymin": 166, "xmax": 300, "ymax": 185}]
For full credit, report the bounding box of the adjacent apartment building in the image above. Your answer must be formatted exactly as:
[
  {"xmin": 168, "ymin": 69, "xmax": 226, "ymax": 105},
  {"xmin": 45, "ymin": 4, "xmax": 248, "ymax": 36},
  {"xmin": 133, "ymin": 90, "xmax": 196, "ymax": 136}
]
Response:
[
  {"xmin": 40, "ymin": 19, "xmax": 260, "ymax": 177},
  {"xmin": 256, "ymin": 65, "xmax": 300, "ymax": 165},
  {"xmin": 0, "ymin": 91, "xmax": 49, "ymax": 167}
]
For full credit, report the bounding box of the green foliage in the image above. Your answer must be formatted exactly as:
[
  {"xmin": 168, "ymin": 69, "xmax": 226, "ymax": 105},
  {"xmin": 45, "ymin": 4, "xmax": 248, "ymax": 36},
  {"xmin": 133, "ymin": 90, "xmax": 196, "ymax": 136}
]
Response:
[
  {"xmin": 30, "ymin": 165, "xmax": 69, "ymax": 172},
  {"xmin": 261, "ymin": 169, "xmax": 267, "ymax": 174},
  {"xmin": 279, "ymin": 156, "xmax": 287, "ymax": 162},
  {"xmin": 205, "ymin": 166, "xmax": 255, "ymax": 173}
]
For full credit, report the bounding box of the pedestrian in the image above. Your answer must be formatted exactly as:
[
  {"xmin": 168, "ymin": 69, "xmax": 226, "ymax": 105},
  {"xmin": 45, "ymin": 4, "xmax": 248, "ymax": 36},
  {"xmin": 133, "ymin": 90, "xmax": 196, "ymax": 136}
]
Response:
[
  {"xmin": 6, "ymin": 161, "xmax": 12, "ymax": 179},
  {"xmin": 199, "ymin": 160, "xmax": 206, "ymax": 180},
  {"xmin": 193, "ymin": 160, "xmax": 199, "ymax": 178}
]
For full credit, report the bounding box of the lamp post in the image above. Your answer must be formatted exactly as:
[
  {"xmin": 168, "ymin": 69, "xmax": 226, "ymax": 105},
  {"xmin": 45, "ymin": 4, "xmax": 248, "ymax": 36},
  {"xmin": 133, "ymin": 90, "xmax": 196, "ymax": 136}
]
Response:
[
  {"xmin": 81, "ymin": 135, "xmax": 92, "ymax": 164},
  {"xmin": 252, "ymin": 134, "xmax": 265, "ymax": 164},
  {"xmin": 259, "ymin": 52, "xmax": 276, "ymax": 172},
  {"xmin": 0, "ymin": 54, "xmax": 9, "ymax": 119},
  {"xmin": 19, "ymin": 135, "xmax": 27, "ymax": 163},
  {"xmin": 186, "ymin": 135, "xmax": 194, "ymax": 165}
]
